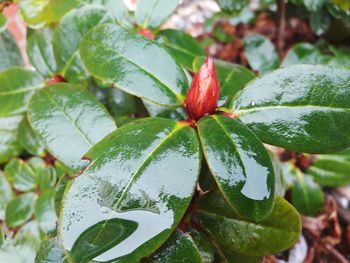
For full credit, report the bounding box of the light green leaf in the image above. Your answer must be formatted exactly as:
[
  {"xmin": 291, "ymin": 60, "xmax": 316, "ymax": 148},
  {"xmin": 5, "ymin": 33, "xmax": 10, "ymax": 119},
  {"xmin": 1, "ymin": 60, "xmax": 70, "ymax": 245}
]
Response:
[
  {"xmin": 0, "ymin": 115, "xmax": 23, "ymax": 164},
  {"xmin": 0, "ymin": 31, "xmax": 23, "ymax": 71},
  {"xmin": 18, "ymin": 117, "xmax": 45, "ymax": 156},
  {"xmin": 0, "ymin": 171, "xmax": 13, "ymax": 220},
  {"xmin": 4, "ymin": 158, "xmax": 37, "ymax": 192},
  {"xmin": 35, "ymin": 190, "xmax": 57, "ymax": 234}
]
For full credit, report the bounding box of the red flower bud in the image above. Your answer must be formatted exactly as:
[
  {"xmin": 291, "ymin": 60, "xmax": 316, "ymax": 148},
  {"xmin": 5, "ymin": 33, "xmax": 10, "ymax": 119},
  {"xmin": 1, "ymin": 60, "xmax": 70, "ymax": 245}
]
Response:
[
  {"xmin": 139, "ymin": 28, "xmax": 155, "ymax": 40},
  {"xmin": 185, "ymin": 57, "xmax": 220, "ymax": 121},
  {"xmin": 46, "ymin": 75, "xmax": 66, "ymax": 86}
]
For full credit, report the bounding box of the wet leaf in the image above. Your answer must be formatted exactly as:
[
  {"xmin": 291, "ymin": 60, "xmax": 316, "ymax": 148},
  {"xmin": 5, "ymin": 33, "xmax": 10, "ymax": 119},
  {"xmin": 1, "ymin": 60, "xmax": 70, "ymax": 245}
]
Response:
[
  {"xmin": 35, "ymin": 190, "xmax": 57, "ymax": 234},
  {"xmin": 4, "ymin": 158, "xmax": 37, "ymax": 192},
  {"xmin": 59, "ymin": 118, "xmax": 201, "ymax": 262},
  {"xmin": 18, "ymin": 117, "xmax": 45, "ymax": 156},
  {"xmin": 0, "ymin": 115, "xmax": 23, "ymax": 164},
  {"xmin": 80, "ymin": 23, "xmax": 188, "ymax": 107},
  {"xmin": 232, "ymin": 65, "xmax": 350, "ymax": 153},
  {"xmin": 0, "ymin": 31, "xmax": 23, "ymax": 71},
  {"xmin": 28, "ymin": 83, "xmax": 117, "ymax": 171},
  {"xmin": 198, "ymin": 115, "xmax": 275, "ymax": 221},
  {"xmin": 35, "ymin": 238, "xmax": 67, "ymax": 263}
]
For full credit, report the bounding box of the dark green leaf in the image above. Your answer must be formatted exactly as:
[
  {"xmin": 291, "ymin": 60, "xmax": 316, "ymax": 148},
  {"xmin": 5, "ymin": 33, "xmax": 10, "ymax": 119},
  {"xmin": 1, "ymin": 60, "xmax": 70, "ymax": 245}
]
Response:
[
  {"xmin": 231, "ymin": 65, "xmax": 350, "ymax": 153},
  {"xmin": 135, "ymin": 0, "xmax": 180, "ymax": 28},
  {"xmin": 310, "ymin": 10, "xmax": 330, "ymax": 36},
  {"xmin": 4, "ymin": 158, "xmax": 36, "ymax": 192},
  {"xmin": 27, "ymin": 28, "xmax": 57, "ymax": 78},
  {"xmin": 143, "ymin": 99, "xmax": 187, "ymax": 120},
  {"xmin": 80, "ymin": 23, "xmax": 188, "ymax": 107},
  {"xmin": 0, "ymin": 67, "xmax": 44, "ymax": 117},
  {"xmin": 193, "ymin": 57, "xmax": 255, "ymax": 106},
  {"xmin": 306, "ymin": 153, "xmax": 350, "ymax": 187},
  {"xmin": 53, "ymin": 5, "xmax": 114, "ymax": 83},
  {"xmin": 28, "ymin": 83, "xmax": 117, "ymax": 171},
  {"xmin": 5, "ymin": 192, "xmax": 37, "ymax": 228},
  {"xmin": 0, "ymin": 31, "xmax": 23, "ymax": 71},
  {"xmin": 18, "ymin": 117, "xmax": 45, "ymax": 156},
  {"xmin": 0, "ymin": 172, "xmax": 13, "ymax": 220},
  {"xmin": 35, "ymin": 238, "xmax": 67, "ymax": 263},
  {"xmin": 35, "ymin": 190, "xmax": 57, "ymax": 234},
  {"xmin": 198, "ymin": 115, "xmax": 275, "ymax": 221},
  {"xmin": 59, "ymin": 118, "xmax": 201, "ymax": 262},
  {"xmin": 289, "ymin": 165, "xmax": 324, "ymax": 216},
  {"xmin": 304, "ymin": 0, "xmax": 326, "ymax": 12},
  {"xmin": 157, "ymin": 29, "xmax": 206, "ymax": 70},
  {"xmin": 243, "ymin": 33, "xmax": 280, "ymax": 73},
  {"xmin": 0, "ymin": 115, "xmax": 23, "ymax": 164},
  {"xmin": 217, "ymin": 248, "xmax": 262, "ymax": 263},
  {"xmin": 282, "ymin": 43, "xmax": 323, "ymax": 66},
  {"xmin": 147, "ymin": 230, "xmax": 213, "ymax": 263},
  {"xmin": 194, "ymin": 191, "xmax": 301, "ymax": 256}
]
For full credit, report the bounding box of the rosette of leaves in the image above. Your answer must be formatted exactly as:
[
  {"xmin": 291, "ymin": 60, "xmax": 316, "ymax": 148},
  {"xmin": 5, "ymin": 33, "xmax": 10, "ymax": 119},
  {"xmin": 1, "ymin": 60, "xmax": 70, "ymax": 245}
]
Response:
[{"xmin": 10, "ymin": 19, "xmax": 348, "ymax": 261}]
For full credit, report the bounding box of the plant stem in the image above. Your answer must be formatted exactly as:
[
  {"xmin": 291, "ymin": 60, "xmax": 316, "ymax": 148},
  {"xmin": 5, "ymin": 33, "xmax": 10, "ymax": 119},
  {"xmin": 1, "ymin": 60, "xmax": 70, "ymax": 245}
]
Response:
[{"xmin": 276, "ymin": 0, "xmax": 286, "ymax": 57}]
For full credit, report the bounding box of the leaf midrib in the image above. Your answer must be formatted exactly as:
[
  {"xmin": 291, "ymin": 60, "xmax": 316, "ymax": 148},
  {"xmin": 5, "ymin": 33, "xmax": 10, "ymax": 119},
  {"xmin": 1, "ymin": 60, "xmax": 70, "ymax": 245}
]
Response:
[
  {"xmin": 0, "ymin": 84, "xmax": 44, "ymax": 96},
  {"xmin": 113, "ymin": 123, "xmax": 185, "ymax": 210}
]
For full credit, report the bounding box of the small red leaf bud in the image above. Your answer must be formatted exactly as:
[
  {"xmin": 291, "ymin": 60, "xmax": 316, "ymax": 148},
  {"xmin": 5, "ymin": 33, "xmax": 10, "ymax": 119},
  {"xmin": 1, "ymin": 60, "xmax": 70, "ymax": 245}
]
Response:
[
  {"xmin": 185, "ymin": 57, "xmax": 220, "ymax": 121},
  {"xmin": 139, "ymin": 28, "xmax": 155, "ymax": 40},
  {"xmin": 46, "ymin": 75, "xmax": 66, "ymax": 86}
]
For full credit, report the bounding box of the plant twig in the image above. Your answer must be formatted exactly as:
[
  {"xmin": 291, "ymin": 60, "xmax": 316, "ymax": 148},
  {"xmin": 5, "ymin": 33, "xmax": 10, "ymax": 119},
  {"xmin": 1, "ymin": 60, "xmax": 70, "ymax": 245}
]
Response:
[{"xmin": 276, "ymin": 0, "xmax": 286, "ymax": 57}]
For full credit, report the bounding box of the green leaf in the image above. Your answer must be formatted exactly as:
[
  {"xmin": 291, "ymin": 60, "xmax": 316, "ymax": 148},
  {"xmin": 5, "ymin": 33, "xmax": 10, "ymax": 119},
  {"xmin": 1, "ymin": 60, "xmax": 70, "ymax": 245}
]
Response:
[
  {"xmin": 0, "ymin": 172, "xmax": 13, "ymax": 220},
  {"xmin": 135, "ymin": 0, "xmax": 180, "ymax": 28},
  {"xmin": 85, "ymin": 0, "xmax": 129, "ymax": 22},
  {"xmin": 193, "ymin": 57, "xmax": 255, "ymax": 106},
  {"xmin": 198, "ymin": 115, "xmax": 275, "ymax": 221},
  {"xmin": 0, "ymin": 31, "xmax": 23, "ymax": 71},
  {"xmin": 80, "ymin": 23, "xmax": 188, "ymax": 107},
  {"xmin": 35, "ymin": 190, "xmax": 57, "ymax": 234},
  {"xmin": 0, "ymin": 14, "xmax": 7, "ymax": 33},
  {"xmin": 289, "ymin": 165, "xmax": 324, "ymax": 216},
  {"xmin": 304, "ymin": 0, "xmax": 326, "ymax": 12},
  {"xmin": 157, "ymin": 29, "xmax": 206, "ymax": 70},
  {"xmin": 5, "ymin": 192, "xmax": 37, "ymax": 228},
  {"xmin": 53, "ymin": 5, "xmax": 114, "ymax": 83},
  {"xmin": 32, "ymin": 158, "xmax": 57, "ymax": 190},
  {"xmin": 18, "ymin": 117, "xmax": 45, "ymax": 156},
  {"xmin": 59, "ymin": 118, "xmax": 201, "ymax": 262},
  {"xmin": 194, "ymin": 191, "xmax": 301, "ymax": 256},
  {"xmin": 306, "ymin": 153, "xmax": 350, "ymax": 187},
  {"xmin": 0, "ymin": 115, "xmax": 23, "ymax": 164},
  {"xmin": 143, "ymin": 99, "xmax": 187, "ymax": 120},
  {"xmin": 282, "ymin": 43, "xmax": 323, "ymax": 66},
  {"xmin": 17, "ymin": 0, "xmax": 80, "ymax": 26},
  {"xmin": 27, "ymin": 28, "xmax": 57, "ymax": 78},
  {"xmin": 28, "ymin": 83, "xmax": 117, "ymax": 171},
  {"xmin": 216, "ymin": 0, "xmax": 249, "ymax": 12},
  {"xmin": 4, "ymin": 158, "xmax": 37, "ymax": 192},
  {"xmin": 35, "ymin": 238, "xmax": 67, "ymax": 263},
  {"xmin": 147, "ymin": 230, "xmax": 214, "ymax": 263},
  {"xmin": 0, "ymin": 67, "xmax": 44, "ymax": 117},
  {"xmin": 243, "ymin": 33, "xmax": 280, "ymax": 73},
  {"xmin": 310, "ymin": 10, "xmax": 330, "ymax": 36},
  {"xmin": 231, "ymin": 65, "xmax": 350, "ymax": 153}
]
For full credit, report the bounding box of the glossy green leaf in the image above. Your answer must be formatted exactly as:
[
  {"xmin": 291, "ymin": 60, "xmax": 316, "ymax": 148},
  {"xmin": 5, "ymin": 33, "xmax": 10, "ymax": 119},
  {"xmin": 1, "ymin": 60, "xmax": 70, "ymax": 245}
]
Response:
[
  {"xmin": 35, "ymin": 238, "xmax": 67, "ymax": 263},
  {"xmin": 231, "ymin": 65, "xmax": 350, "ymax": 153},
  {"xmin": 157, "ymin": 29, "xmax": 206, "ymax": 70},
  {"xmin": 243, "ymin": 33, "xmax": 280, "ymax": 73},
  {"xmin": 84, "ymin": 0, "xmax": 129, "ymax": 22},
  {"xmin": 282, "ymin": 43, "xmax": 323, "ymax": 66},
  {"xmin": 18, "ymin": 117, "xmax": 45, "ymax": 156},
  {"xmin": 0, "ymin": 31, "xmax": 23, "ymax": 71},
  {"xmin": 198, "ymin": 115, "xmax": 275, "ymax": 221},
  {"xmin": 35, "ymin": 190, "xmax": 57, "ymax": 234},
  {"xmin": 80, "ymin": 23, "xmax": 188, "ymax": 107},
  {"xmin": 0, "ymin": 14, "xmax": 6, "ymax": 33},
  {"xmin": 304, "ymin": 0, "xmax": 326, "ymax": 12},
  {"xmin": 310, "ymin": 10, "xmax": 330, "ymax": 36},
  {"xmin": 59, "ymin": 118, "xmax": 201, "ymax": 262},
  {"xmin": 4, "ymin": 158, "xmax": 36, "ymax": 192},
  {"xmin": 135, "ymin": 0, "xmax": 179, "ymax": 28},
  {"xmin": 0, "ymin": 172, "xmax": 13, "ymax": 220},
  {"xmin": 306, "ymin": 153, "xmax": 350, "ymax": 187},
  {"xmin": 216, "ymin": 248, "xmax": 262, "ymax": 263},
  {"xmin": 0, "ymin": 115, "xmax": 23, "ymax": 164},
  {"xmin": 5, "ymin": 192, "xmax": 37, "ymax": 228},
  {"xmin": 28, "ymin": 83, "xmax": 117, "ymax": 171},
  {"xmin": 143, "ymin": 99, "xmax": 187, "ymax": 120},
  {"xmin": 17, "ymin": 0, "xmax": 80, "ymax": 26},
  {"xmin": 27, "ymin": 28, "xmax": 57, "ymax": 78},
  {"xmin": 0, "ymin": 67, "xmax": 44, "ymax": 117},
  {"xmin": 289, "ymin": 165, "xmax": 324, "ymax": 216},
  {"xmin": 194, "ymin": 191, "xmax": 301, "ymax": 256},
  {"xmin": 53, "ymin": 5, "xmax": 114, "ymax": 83},
  {"xmin": 193, "ymin": 57, "xmax": 255, "ymax": 106},
  {"xmin": 54, "ymin": 162, "xmax": 72, "ymax": 217},
  {"xmin": 216, "ymin": 0, "xmax": 249, "ymax": 12},
  {"xmin": 148, "ymin": 230, "xmax": 213, "ymax": 263}
]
